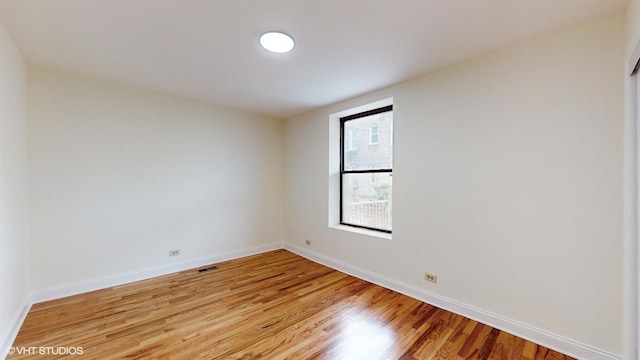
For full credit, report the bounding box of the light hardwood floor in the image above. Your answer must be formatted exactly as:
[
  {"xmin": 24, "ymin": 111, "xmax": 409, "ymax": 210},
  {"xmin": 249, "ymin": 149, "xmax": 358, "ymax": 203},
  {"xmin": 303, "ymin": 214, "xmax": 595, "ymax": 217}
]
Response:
[{"xmin": 9, "ymin": 250, "xmax": 574, "ymax": 359}]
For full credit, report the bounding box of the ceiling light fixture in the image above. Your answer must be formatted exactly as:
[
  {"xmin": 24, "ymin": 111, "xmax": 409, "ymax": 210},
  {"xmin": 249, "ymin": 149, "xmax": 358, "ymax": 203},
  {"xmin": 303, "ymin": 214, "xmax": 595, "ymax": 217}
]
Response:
[{"xmin": 259, "ymin": 31, "xmax": 295, "ymax": 54}]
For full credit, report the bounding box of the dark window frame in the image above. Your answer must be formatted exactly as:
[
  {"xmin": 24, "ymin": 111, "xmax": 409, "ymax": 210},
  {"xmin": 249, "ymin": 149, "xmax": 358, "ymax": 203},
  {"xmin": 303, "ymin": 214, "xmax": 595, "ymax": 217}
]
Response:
[{"xmin": 340, "ymin": 105, "xmax": 393, "ymax": 233}]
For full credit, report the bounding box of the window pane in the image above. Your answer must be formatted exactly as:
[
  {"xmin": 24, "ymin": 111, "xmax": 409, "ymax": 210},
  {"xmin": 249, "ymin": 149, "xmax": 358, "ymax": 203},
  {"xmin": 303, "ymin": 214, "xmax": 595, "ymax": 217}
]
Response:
[
  {"xmin": 369, "ymin": 126, "xmax": 379, "ymax": 145},
  {"xmin": 343, "ymin": 111, "xmax": 392, "ymax": 171},
  {"xmin": 342, "ymin": 172, "xmax": 392, "ymax": 231},
  {"xmin": 346, "ymin": 128, "xmax": 358, "ymax": 150}
]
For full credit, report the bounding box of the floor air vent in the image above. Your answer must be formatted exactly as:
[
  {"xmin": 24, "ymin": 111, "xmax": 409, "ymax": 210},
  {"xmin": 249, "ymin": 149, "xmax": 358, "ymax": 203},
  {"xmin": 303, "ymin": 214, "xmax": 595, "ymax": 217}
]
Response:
[{"xmin": 197, "ymin": 266, "xmax": 218, "ymax": 273}]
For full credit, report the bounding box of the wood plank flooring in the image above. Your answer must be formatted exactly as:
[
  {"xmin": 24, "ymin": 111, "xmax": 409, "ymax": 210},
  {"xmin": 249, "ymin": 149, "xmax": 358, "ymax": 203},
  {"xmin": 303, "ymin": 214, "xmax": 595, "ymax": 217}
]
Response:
[{"xmin": 9, "ymin": 250, "xmax": 575, "ymax": 359}]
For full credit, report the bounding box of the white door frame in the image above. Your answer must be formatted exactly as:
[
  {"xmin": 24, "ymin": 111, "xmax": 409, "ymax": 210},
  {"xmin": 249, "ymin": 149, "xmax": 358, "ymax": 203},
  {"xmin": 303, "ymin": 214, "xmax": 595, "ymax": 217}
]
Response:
[{"xmin": 625, "ymin": 41, "xmax": 640, "ymax": 360}]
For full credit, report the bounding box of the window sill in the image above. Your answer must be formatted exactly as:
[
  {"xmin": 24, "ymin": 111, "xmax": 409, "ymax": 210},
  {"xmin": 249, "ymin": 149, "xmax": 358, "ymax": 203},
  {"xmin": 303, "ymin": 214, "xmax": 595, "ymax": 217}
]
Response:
[{"xmin": 329, "ymin": 224, "xmax": 392, "ymax": 240}]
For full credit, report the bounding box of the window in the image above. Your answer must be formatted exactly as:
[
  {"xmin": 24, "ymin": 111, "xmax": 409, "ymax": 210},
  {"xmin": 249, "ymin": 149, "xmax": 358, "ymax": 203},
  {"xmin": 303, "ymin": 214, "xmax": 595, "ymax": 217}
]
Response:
[
  {"xmin": 346, "ymin": 128, "xmax": 358, "ymax": 151},
  {"xmin": 369, "ymin": 165, "xmax": 377, "ymax": 184},
  {"xmin": 340, "ymin": 105, "xmax": 393, "ymax": 233},
  {"xmin": 369, "ymin": 125, "xmax": 379, "ymax": 145}
]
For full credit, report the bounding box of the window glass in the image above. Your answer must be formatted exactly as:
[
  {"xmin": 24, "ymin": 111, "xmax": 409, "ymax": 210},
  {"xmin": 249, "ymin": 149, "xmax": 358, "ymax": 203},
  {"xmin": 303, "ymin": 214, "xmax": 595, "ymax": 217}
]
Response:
[
  {"xmin": 370, "ymin": 126, "xmax": 379, "ymax": 145},
  {"xmin": 342, "ymin": 173, "xmax": 392, "ymax": 232},
  {"xmin": 343, "ymin": 112, "xmax": 392, "ymax": 171}
]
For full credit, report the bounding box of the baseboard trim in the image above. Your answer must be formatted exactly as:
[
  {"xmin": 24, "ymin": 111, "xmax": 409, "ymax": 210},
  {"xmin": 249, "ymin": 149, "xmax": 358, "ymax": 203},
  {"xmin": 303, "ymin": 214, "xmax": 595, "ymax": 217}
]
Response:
[
  {"xmin": 5, "ymin": 243, "xmax": 282, "ymax": 358},
  {"xmin": 1, "ymin": 294, "xmax": 32, "ymax": 359},
  {"xmin": 32, "ymin": 242, "xmax": 283, "ymax": 304},
  {"xmin": 9, "ymin": 243, "xmax": 619, "ymax": 360},
  {"xmin": 284, "ymin": 244, "xmax": 620, "ymax": 360}
]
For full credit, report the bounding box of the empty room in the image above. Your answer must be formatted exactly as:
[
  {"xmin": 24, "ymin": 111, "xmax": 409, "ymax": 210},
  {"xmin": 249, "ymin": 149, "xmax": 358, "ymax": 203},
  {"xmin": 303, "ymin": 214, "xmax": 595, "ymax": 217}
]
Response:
[{"xmin": 1, "ymin": 0, "xmax": 639, "ymax": 359}]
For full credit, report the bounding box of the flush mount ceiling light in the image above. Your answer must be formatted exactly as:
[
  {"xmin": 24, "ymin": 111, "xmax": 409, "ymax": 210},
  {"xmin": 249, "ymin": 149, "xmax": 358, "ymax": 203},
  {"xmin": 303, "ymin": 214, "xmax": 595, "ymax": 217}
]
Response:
[{"xmin": 259, "ymin": 31, "xmax": 295, "ymax": 54}]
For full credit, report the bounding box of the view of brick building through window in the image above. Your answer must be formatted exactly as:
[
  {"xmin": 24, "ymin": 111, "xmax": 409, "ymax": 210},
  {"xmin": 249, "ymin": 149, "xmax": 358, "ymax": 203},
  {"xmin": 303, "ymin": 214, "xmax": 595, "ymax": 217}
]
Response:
[{"xmin": 342, "ymin": 109, "xmax": 393, "ymax": 232}]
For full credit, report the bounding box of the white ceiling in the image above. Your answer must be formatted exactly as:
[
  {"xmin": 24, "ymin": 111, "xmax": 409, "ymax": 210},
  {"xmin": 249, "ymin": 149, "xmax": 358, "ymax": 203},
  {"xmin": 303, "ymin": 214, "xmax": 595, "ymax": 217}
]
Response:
[{"xmin": 0, "ymin": 0, "xmax": 627, "ymax": 119}]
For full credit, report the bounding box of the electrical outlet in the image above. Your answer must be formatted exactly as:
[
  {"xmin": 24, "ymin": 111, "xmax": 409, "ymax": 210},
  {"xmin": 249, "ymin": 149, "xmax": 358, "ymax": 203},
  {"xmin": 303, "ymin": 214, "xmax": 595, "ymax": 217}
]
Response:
[
  {"xmin": 169, "ymin": 249, "xmax": 180, "ymax": 257},
  {"xmin": 305, "ymin": 239, "xmax": 311, "ymax": 246},
  {"xmin": 424, "ymin": 273, "xmax": 437, "ymax": 283}
]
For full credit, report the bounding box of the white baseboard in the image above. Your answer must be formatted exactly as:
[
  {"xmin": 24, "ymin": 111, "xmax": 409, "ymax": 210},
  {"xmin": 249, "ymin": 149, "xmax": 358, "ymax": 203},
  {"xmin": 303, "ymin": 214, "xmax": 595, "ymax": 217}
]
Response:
[
  {"xmin": 32, "ymin": 242, "xmax": 283, "ymax": 303},
  {"xmin": 284, "ymin": 244, "xmax": 620, "ymax": 360},
  {"xmin": 1, "ymin": 295, "xmax": 32, "ymax": 360},
  {"xmin": 6, "ymin": 242, "xmax": 619, "ymax": 360},
  {"xmin": 4, "ymin": 243, "xmax": 282, "ymax": 359}
]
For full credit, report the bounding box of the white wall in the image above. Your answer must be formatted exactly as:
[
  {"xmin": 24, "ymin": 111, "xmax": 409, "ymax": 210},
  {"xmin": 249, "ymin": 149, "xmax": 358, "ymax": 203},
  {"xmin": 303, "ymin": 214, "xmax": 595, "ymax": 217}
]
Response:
[
  {"xmin": 0, "ymin": 20, "xmax": 30, "ymax": 352},
  {"xmin": 285, "ymin": 15, "xmax": 624, "ymax": 356},
  {"xmin": 28, "ymin": 66, "xmax": 285, "ymax": 290},
  {"xmin": 628, "ymin": 0, "xmax": 640, "ymax": 60}
]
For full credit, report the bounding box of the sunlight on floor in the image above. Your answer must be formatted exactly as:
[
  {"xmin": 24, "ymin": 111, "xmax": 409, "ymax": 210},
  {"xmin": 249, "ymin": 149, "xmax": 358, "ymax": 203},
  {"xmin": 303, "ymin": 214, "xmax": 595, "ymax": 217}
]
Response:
[{"xmin": 330, "ymin": 311, "xmax": 395, "ymax": 359}]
